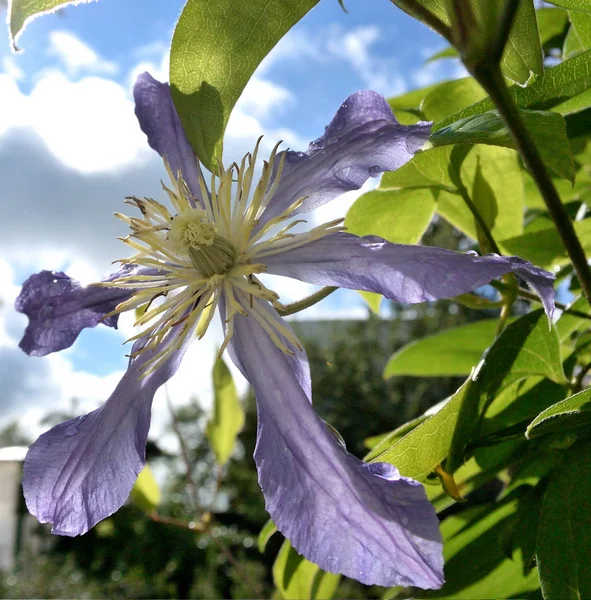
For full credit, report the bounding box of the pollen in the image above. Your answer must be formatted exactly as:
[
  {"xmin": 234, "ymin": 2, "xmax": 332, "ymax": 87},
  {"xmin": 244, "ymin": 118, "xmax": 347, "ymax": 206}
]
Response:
[
  {"xmin": 168, "ymin": 208, "xmax": 216, "ymax": 252},
  {"xmin": 100, "ymin": 139, "xmax": 345, "ymax": 378}
]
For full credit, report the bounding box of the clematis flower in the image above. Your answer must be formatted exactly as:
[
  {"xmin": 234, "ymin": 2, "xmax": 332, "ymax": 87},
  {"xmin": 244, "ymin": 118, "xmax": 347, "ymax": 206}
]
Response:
[{"xmin": 16, "ymin": 72, "xmax": 555, "ymax": 590}]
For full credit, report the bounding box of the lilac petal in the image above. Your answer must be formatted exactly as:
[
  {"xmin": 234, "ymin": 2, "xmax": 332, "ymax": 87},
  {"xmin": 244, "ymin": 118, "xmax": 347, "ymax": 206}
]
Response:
[
  {"xmin": 15, "ymin": 265, "xmax": 148, "ymax": 357},
  {"xmin": 133, "ymin": 72, "xmax": 203, "ymax": 203},
  {"xmin": 23, "ymin": 327, "xmax": 190, "ymax": 536},
  {"xmin": 257, "ymin": 91, "xmax": 431, "ymax": 229},
  {"xmin": 224, "ymin": 298, "xmax": 444, "ymax": 589},
  {"xmin": 263, "ymin": 232, "xmax": 555, "ymax": 319}
]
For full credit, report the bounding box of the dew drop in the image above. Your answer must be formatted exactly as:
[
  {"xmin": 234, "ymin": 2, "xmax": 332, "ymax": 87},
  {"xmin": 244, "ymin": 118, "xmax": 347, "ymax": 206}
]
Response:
[{"xmin": 64, "ymin": 415, "xmax": 87, "ymax": 437}]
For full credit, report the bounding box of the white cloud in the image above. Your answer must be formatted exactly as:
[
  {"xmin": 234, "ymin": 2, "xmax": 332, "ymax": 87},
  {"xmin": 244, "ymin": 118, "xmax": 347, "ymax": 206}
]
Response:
[
  {"xmin": 1, "ymin": 56, "xmax": 23, "ymax": 80},
  {"xmin": 48, "ymin": 30, "xmax": 118, "ymax": 76}
]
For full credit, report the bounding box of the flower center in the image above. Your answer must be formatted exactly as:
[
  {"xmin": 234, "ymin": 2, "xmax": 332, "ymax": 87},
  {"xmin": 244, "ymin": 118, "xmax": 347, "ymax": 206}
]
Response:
[
  {"xmin": 98, "ymin": 139, "xmax": 345, "ymax": 377},
  {"xmin": 168, "ymin": 208, "xmax": 237, "ymax": 277}
]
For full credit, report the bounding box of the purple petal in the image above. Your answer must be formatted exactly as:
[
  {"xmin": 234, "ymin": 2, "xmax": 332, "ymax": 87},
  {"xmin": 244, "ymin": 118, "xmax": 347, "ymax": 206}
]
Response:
[
  {"xmin": 133, "ymin": 72, "xmax": 204, "ymax": 203},
  {"xmin": 257, "ymin": 91, "xmax": 431, "ymax": 229},
  {"xmin": 15, "ymin": 265, "xmax": 146, "ymax": 357},
  {"xmin": 263, "ymin": 232, "xmax": 555, "ymax": 319},
  {"xmin": 23, "ymin": 326, "xmax": 190, "ymax": 536},
  {"xmin": 223, "ymin": 298, "xmax": 444, "ymax": 589}
]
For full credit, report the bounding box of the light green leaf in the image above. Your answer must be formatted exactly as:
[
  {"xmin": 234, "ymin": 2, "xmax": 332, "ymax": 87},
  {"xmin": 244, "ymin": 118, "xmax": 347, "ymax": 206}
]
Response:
[
  {"xmin": 498, "ymin": 0, "xmax": 543, "ymax": 85},
  {"xmin": 437, "ymin": 145, "xmax": 524, "ymax": 242},
  {"xmin": 384, "ymin": 319, "xmax": 507, "ymax": 378},
  {"xmin": 371, "ymin": 379, "xmax": 470, "ymax": 480},
  {"xmin": 547, "ymin": 0, "xmax": 591, "ymax": 9},
  {"xmin": 526, "ymin": 387, "xmax": 591, "ymax": 438},
  {"xmin": 129, "ymin": 465, "xmax": 161, "ymax": 514},
  {"xmin": 446, "ymin": 310, "xmax": 567, "ymax": 472},
  {"xmin": 273, "ymin": 539, "xmax": 340, "ymax": 600},
  {"xmin": 425, "ymin": 46, "xmax": 458, "ymax": 63},
  {"xmin": 358, "ymin": 291, "xmax": 382, "ymax": 314},
  {"xmin": 345, "ymin": 188, "xmax": 436, "ymax": 313},
  {"xmin": 564, "ymin": 9, "xmax": 591, "ymax": 57},
  {"xmin": 258, "ymin": 519, "xmax": 278, "ymax": 553},
  {"xmin": 363, "ymin": 415, "xmax": 428, "ymax": 461},
  {"xmin": 345, "ymin": 188, "xmax": 436, "ymax": 243},
  {"xmin": 436, "ymin": 48, "xmax": 591, "ymax": 130},
  {"xmin": 500, "ymin": 218, "xmax": 591, "ymax": 269},
  {"xmin": 206, "ymin": 355, "xmax": 244, "ymax": 466},
  {"xmin": 556, "ymin": 296, "xmax": 591, "ymax": 341},
  {"xmin": 537, "ymin": 440, "xmax": 591, "ymax": 599},
  {"xmin": 431, "ymin": 109, "xmax": 575, "ymax": 182},
  {"xmin": 170, "ymin": 0, "xmax": 319, "ymax": 172},
  {"xmin": 537, "ymin": 7, "xmax": 569, "ymax": 47},
  {"xmin": 421, "ymin": 78, "xmax": 487, "ymax": 123},
  {"xmin": 388, "ymin": 82, "xmax": 442, "ymax": 113},
  {"xmin": 380, "ymin": 146, "xmax": 456, "ymax": 191},
  {"xmin": 7, "ymin": 0, "xmax": 96, "ymax": 49}
]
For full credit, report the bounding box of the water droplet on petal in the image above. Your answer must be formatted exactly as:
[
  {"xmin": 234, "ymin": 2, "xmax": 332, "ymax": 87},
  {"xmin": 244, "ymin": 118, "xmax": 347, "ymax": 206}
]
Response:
[{"xmin": 64, "ymin": 415, "xmax": 87, "ymax": 437}]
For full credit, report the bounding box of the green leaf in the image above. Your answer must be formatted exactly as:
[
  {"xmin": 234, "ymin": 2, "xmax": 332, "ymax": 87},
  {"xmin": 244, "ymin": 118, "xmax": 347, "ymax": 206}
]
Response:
[
  {"xmin": 384, "ymin": 319, "xmax": 507, "ymax": 378},
  {"xmin": 7, "ymin": 0, "xmax": 96, "ymax": 49},
  {"xmin": 258, "ymin": 519, "xmax": 278, "ymax": 553},
  {"xmin": 273, "ymin": 539, "xmax": 340, "ymax": 600},
  {"xmin": 500, "ymin": 218, "xmax": 591, "ymax": 269},
  {"xmin": 380, "ymin": 146, "xmax": 456, "ymax": 191},
  {"xmin": 425, "ymin": 46, "xmax": 458, "ymax": 63},
  {"xmin": 206, "ymin": 355, "xmax": 244, "ymax": 466},
  {"xmin": 431, "ymin": 109, "xmax": 575, "ymax": 182},
  {"xmin": 526, "ymin": 386, "xmax": 591, "ymax": 438},
  {"xmin": 129, "ymin": 465, "xmax": 161, "ymax": 514},
  {"xmin": 437, "ymin": 146, "xmax": 524, "ymax": 242},
  {"xmin": 358, "ymin": 291, "xmax": 382, "ymax": 314},
  {"xmin": 436, "ymin": 48, "xmax": 591, "ymax": 130},
  {"xmin": 446, "ymin": 311, "xmax": 567, "ymax": 473},
  {"xmin": 422, "ymin": 498, "xmax": 539, "ymax": 599},
  {"xmin": 421, "ymin": 78, "xmax": 487, "ymax": 122},
  {"xmin": 388, "ymin": 82, "xmax": 442, "ymax": 112},
  {"xmin": 564, "ymin": 9, "xmax": 591, "ymax": 57},
  {"xmin": 371, "ymin": 379, "xmax": 470, "ymax": 480},
  {"xmin": 363, "ymin": 415, "xmax": 428, "ymax": 461},
  {"xmin": 537, "ymin": 440, "xmax": 591, "ymax": 599},
  {"xmin": 547, "ymin": 0, "xmax": 591, "ymax": 10},
  {"xmin": 345, "ymin": 188, "xmax": 436, "ymax": 243},
  {"xmin": 498, "ymin": 0, "xmax": 543, "ymax": 85},
  {"xmin": 537, "ymin": 7, "xmax": 569, "ymax": 47},
  {"xmin": 169, "ymin": 0, "xmax": 319, "ymax": 172}
]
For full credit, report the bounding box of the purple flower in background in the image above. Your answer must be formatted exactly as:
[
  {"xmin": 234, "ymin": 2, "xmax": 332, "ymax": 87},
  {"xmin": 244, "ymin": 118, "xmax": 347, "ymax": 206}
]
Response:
[{"xmin": 16, "ymin": 72, "xmax": 556, "ymax": 590}]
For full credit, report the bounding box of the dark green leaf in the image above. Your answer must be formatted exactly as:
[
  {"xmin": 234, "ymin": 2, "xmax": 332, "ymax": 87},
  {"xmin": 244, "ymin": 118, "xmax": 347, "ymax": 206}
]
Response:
[
  {"xmin": 431, "ymin": 110, "xmax": 575, "ymax": 182},
  {"xmin": 8, "ymin": 0, "xmax": 95, "ymax": 49},
  {"xmin": 384, "ymin": 319, "xmax": 507, "ymax": 378},
  {"xmin": 446, "ymin": 311, "xmax": 567, "ymax": 473},
  {"xmin": 537, "ymin": 440, "xmax": 591, "ymax": 599},
  {"xmin": 206, "ymin": 355, "xmax": 244, "ymax": 466},
  {"xmin": 170, "ymin": 0, "xmax": 319, "ymax": 172},
  {"xmin": 421, "ymin": 497, "xmax": 539, "ymax": 599},
  {"xmin": 526, "ymin": 386, "xmax": 591, "ymax": 438}
]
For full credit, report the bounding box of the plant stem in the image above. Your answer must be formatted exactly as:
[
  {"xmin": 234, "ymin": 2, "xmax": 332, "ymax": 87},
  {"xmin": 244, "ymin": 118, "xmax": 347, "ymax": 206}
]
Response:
[
  {"xmin": 472, "ymin": 64, "xmax": 591, "ymax": 304},
  {"xmin": 276, "ymin": 286, "xmax": 337, "ymax": 317}
]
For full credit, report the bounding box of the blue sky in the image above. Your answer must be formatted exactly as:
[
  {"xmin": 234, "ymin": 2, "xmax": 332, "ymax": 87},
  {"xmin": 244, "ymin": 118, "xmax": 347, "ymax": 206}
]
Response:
[{"xmin": 0, "ymin": 0, "xmax": 465, "ymax": 435}]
